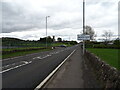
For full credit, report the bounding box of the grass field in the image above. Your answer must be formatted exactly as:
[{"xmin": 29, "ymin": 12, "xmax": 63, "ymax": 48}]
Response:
[
  {"xmin": 2, "ymin": 48, "xmax": 51, "ymax": 59},
  {"xmin": 3, "ymin": 43, "xmax": 71, "ymax": 52},
  {"xmin": 87, "ymin": 48, "xmax": 119, "ymax": 70},
  {"xmin": 3, "ymin": 47, "xmax": 44, "ymax": 51},
  {"xmin": 2, "ymin": 42, "xmax": 74, "ymax": 59},
  {"xmin": 52, "ymin": 43, "xmax": 72, "ymax": 47}
]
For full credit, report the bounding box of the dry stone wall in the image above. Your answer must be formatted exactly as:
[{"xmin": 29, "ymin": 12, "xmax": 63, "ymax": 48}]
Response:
[{"xmin": 85, "ymin": 50, "xmax": 120, "ymax": 88}]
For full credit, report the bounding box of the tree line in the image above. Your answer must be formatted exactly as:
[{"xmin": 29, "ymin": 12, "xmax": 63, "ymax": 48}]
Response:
[{"xmin": 2, "ymin": 37, "xmax": 77, "ymax": 48}]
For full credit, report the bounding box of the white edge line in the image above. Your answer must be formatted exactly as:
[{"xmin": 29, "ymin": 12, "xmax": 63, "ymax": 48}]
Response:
[{"xmin": 34, "ymin": 49, "xmax": 76, "ymax": 90}]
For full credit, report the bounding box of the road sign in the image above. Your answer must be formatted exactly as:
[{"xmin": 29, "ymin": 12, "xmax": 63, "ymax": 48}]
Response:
[{"xmin": 77, "ymin": 34, "xmax": 90, "ymax": 40}]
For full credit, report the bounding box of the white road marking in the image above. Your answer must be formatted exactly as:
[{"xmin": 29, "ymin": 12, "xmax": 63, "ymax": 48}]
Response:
[
  {"xmin": 0, "ymin": 61, "xmax": 32, "ymax": 73},
  {"xmin": 2, "ymin": 63, "xmax": 16, "ymax": 69},
  {"xmin": 41, "ymin": 55, "xmax": 49, "ymax": 59},
  {"xmin": 34, "ymin": 49, "xmax": 76, "ymax": 89},
  {"xmin": 22, "ymin": 61, "xmax": 29, "ymax": 64},
  {"xmin": 2, "ymin": 56, "xmax": 23, "ymax": 61},
  {"xmin": 1, "ymin": 47, "xmax": 72, "ymax": 73},
  {"xmin": 33, "ymin": 54, "xmax": 52, "ymax": 60},
  {"xmin": 33, "ymin": 56, "xmax": 42, "ymax": 60},
  {"xmin": 2, "ymin": 61, "xmax": 29, "ymax": 69},
  {"xmin": 33, "ymin": 57, "xmax": 42, "ymax": 60},
  {"xmin": 4, "ymin": 65, "xmax": 10, "ymax": 68},
  {"xmin": 1, "ymin": 52, "xmax": 42, "ymax": 61},
  {"xmin": 2, "ymin": 48, "xmax": 69, "ymax": 62}
]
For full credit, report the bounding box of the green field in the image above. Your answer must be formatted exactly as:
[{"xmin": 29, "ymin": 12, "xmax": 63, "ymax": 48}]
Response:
[
  {"xmin": 52, "ymin": 43, "xmax": 72, "ymax": 47},
  {"xmin": 87, "ymin": 48, "xmax": 119, "ymax": 70},
  {"xmin": 1, "ymin": 37, "xmax": 77, "ymax": 59},
  {"xmin": 2, "ymin": 43, "xmax": 74, "ymax": 59},
  {"xmin": 3, "ymin": 43, "xmax": 71, "ymax": 52},
  {"xmin": 3, "ymin": 47, "xmax": 44, "ymax": 51},
  {"xmin": 2, "ymin": 48, "xmax": 51, "ymax": 59}
]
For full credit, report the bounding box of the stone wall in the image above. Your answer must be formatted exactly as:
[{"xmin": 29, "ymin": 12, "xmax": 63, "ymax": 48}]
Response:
[{"xmin": 84, "ymin": 50, "xmax": 120, "ymax": 88}]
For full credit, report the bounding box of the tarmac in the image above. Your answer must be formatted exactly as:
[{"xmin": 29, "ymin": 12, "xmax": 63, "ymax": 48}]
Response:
[{"xmin": 44, "ymin": 46, "xmax": 102, "ymax": 88}]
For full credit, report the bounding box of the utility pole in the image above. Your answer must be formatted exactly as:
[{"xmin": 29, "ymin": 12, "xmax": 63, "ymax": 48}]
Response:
[
  {"xmin": 83, "ymin": 0, "xmax": 85, "ymax": 54},
  {"xmin": 46, "ymin": 16, "xmax": 50, "ymax": 48}
]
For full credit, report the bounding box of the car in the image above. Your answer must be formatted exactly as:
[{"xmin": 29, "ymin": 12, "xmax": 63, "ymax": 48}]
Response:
[{"xmin": 59, "ymin": 45, "xmax": 67, "ymax": 48}]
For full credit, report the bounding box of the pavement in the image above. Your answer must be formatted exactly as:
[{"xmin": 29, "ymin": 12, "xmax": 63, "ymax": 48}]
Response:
[{"xmin": 44, "ymin": 46, "xmax": 101, "ymax": 88}]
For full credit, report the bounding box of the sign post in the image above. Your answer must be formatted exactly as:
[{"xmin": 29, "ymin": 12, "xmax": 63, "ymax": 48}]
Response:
[
  {"xmin": 78, "ymin": 0, "xmax": 87, "ymax": 54},
  {"xmin": 77, "ymin": 34, "xmax": 90, "ymax": 40},
  {"xmin": 77, "ymin": 34, "xmax": 90, "ymax": 54}
]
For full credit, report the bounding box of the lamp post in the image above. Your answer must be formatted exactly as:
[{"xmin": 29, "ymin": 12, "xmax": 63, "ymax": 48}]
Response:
[
  {"xmin": 46, "ymin": 16, "xmax": 50, "ymax": 48},
  {"xmin": 83, "ymin": 0, "xmax": 85, "ymax": 54}
]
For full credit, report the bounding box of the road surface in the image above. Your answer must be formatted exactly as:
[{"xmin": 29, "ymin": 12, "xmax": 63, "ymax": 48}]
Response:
[
  {"xmin": 1, "ymin": 45, "xmax": 78, "ymax": 89},
  {"xmin": 44, "ymin": 46, "xmax": 101, "ymax": 88}
]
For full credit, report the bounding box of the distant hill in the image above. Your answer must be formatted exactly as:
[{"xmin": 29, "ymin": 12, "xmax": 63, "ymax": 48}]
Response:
[
  {"xmin": 2, "ymin": 37, "xmax": 24, "ymax": 42},
  {"xmin": 2, "ymin": 37, "xmax": 44, "ymax": 48}
]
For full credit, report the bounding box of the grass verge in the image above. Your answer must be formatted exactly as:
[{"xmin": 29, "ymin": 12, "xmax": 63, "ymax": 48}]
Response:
[
  {"xmin": 3, "ymin": 47, "xmax": 45, "ymax": 52},
  {"xmin": 2, "ymin": 48, "xmax": 52, "ymax": 59}
]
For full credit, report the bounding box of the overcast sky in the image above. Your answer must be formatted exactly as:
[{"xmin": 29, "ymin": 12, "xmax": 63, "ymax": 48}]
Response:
[{"xmin": 0, "ymin": 0, "xmax": 119, "ymax": 41}]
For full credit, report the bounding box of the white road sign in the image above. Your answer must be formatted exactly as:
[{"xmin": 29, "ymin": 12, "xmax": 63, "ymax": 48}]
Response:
[{"xmin": 77, "ymin": 34, "xmax": 90, "ymax": 40}]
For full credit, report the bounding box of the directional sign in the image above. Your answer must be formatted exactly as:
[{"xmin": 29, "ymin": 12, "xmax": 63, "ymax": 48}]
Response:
[{"xmin": 77, "ymin": 34, "xmax": 90, "ymax": 40}]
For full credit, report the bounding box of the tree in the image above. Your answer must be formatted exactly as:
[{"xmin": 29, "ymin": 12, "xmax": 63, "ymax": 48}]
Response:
[
  {"xmin": 114, "ymin": 38, "xmax": 120, "ymax": 45},
  {"xmin": 47, "ymin": 36, "xmax": 53, "ymax": 43},
  {"xmin": 108, "ymin": 31, "xmax": 113, "ymax": 41},
  {"xmin": 85, "ymin": 25, "xmax": 95, "ymax": 40},
  {"xmin": 57, "ymin": 37, "xmax": 62, "ymax": 42},
  {"xmin": 102, "ymin": 30, "xmax": 113, "ymax": 43},
  {"xmin": 39, "ymin": 36, "xmax": 53, "ymax": 43}
]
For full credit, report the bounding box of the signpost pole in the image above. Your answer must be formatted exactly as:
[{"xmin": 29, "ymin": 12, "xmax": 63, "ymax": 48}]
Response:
[{"xmin": 83, "ymin": 0, "xmax": 85, "ymax": 54}]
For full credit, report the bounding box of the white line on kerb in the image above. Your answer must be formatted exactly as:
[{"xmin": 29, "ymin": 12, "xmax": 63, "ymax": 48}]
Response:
[{"xmin": 34, "ymin": 49, "xmax": 76, "ymax": 90}]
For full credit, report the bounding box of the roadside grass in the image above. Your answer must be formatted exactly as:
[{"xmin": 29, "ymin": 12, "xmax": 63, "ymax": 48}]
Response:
[
  {"xmin": 3, "ymin": 43, "xmax": 72, "ymax": 52},
  {"xmin": 2, "ymin": 48, "xmax": 52, "ymax": 59},
  {"xmin": 2, "ymin": 42, "xmax": 75, "ymax": 59},
  {"xmin": 3, "ymin": 47, "xmax": 45, "ymax": 52},
  {"xmin": 87, "ymin": 48, "xmax": 119, "ymax": 70},
  {"xmin": 52, "ymin": 43, "xmax": 72, "ymax": 47}
]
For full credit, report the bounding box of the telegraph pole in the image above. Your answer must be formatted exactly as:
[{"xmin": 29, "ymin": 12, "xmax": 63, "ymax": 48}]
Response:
[{"xmin": 83, "ymin": 0, "xmax": 85, "ymax": 54}]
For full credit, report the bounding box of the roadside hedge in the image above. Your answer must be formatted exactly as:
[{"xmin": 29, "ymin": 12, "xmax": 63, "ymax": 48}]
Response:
[{"xmin": 85, "ymin": 44, "xmax": 120, "ymax": 49}]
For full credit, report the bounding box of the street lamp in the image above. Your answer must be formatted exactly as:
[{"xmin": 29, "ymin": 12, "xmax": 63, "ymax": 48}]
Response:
[
  {"xmin": 46, "ymin": 16, "xmax": 50, "ymax": 48},
  {"xmin": 83, "ymin": 0, "xmax": 85, "ymax": 54}
]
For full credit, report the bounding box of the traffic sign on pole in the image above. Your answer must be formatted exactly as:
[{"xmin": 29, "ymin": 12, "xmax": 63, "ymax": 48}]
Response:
[{"xmin": 77, "ymin": 34, "xmax": 90, "ymax": 40}]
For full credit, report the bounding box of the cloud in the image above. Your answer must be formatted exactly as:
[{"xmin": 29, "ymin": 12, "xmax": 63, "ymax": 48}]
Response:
[
  {"xmin": 0, "ymin": 28, "xmax": 80, "ymax": 41},
  {"xmin": 1, "ymin": 0, "xmax": 119, "ymax": 40},
  {"xmin": 85, "ymin": 0, "xmax": 118, "ymax": 36}
]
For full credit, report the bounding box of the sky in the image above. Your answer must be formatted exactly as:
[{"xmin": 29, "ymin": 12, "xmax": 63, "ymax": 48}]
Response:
[{"xmin": 0, "ymin": 0, "xmax": 119, "ymax": 41}]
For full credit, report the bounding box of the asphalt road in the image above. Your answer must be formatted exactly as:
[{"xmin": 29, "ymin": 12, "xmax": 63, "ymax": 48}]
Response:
[{"xmin": 2, "ymin": 45, "xmax": 78, "ymax": 89}]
